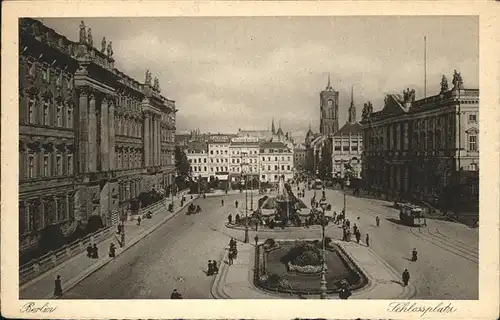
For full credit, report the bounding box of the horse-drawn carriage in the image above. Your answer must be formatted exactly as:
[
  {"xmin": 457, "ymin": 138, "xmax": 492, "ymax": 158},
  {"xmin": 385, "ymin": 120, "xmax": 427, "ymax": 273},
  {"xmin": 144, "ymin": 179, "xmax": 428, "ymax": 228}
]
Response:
[{"xmin": 187, "ymin": 203, "xmax": 202, "ymax": 215}]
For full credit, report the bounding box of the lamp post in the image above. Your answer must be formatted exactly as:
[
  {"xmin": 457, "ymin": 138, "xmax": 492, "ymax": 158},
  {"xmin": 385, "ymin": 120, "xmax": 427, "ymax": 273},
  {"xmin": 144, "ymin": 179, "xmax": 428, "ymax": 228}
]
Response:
[
  {"xmin": 241, "ymin": 151, "xmax": 249, "ymax": 243},
  {"xmin": 319, "ymin": 194, "xmax": 328, "ymax": 299}
]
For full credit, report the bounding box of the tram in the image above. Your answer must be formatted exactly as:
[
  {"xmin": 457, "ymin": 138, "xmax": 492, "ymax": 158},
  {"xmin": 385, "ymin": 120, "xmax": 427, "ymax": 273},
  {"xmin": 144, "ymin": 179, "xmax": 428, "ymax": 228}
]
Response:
[{"xmin": 399, "ymin": 203, "xmax": 427, "ymax": 226}]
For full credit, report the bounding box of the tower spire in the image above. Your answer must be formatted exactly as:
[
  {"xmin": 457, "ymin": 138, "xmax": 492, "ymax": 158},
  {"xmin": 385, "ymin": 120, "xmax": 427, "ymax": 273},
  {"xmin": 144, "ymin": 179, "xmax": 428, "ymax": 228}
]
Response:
[
  {"xmin": 348, "ymin": 85, "xmax": 356, "ymax": 123},
  {"xmin": 326, "ymin": 73, "xmax": 332, "ymax": 91},
  {"xmin": 271, "ymin": 117, "xmax": 276, "ymax": 134}
]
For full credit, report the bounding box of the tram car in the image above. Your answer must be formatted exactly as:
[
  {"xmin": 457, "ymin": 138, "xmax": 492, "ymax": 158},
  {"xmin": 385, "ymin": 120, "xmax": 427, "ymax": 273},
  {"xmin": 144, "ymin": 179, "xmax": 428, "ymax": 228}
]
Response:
[{"xmin": 399, "ymin": 203, "xmax": 427, "ymax": 226}]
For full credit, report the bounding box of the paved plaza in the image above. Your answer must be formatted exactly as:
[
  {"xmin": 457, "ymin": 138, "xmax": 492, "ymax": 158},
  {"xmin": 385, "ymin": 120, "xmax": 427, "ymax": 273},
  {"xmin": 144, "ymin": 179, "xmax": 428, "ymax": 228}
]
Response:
[{"xmin": 22, "ymin": 186, "xmax": 478, "ymax": 300}]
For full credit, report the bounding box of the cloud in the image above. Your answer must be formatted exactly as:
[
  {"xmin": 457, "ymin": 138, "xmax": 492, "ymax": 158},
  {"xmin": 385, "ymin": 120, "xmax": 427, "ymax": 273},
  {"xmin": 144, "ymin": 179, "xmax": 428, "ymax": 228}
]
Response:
[{"xmin": 39, "ymin": 17, "xmax": 479, "ymax": 136}]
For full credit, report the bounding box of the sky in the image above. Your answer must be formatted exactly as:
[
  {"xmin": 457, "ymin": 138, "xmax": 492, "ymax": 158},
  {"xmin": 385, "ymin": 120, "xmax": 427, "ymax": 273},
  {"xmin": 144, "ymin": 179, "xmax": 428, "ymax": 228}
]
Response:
[{"xmin": 40, "ymin": 16, "xmax": 478, "ymax": 141}]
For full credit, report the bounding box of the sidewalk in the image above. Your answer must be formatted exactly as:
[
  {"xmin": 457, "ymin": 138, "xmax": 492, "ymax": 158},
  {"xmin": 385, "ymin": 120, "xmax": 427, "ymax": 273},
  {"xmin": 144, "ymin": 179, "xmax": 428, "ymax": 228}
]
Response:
[
  {"xmin": 20, "ymin": 195, "xmax": 193, "ymax": 299},
  {"xmin": 212, "ymin": 239, "xmax": 415, "ymax": 299}
]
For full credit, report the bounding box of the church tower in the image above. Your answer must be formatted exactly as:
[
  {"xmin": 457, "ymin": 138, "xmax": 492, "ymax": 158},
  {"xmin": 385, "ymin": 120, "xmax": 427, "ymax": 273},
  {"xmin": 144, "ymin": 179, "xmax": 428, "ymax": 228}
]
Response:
[
  {"xmin": 348, "ymin": 86, "xmax": 356, "ymax": 123},
  {"xmin": 320, "ymin": 73, "xmax": 339, "ymax": 135}
]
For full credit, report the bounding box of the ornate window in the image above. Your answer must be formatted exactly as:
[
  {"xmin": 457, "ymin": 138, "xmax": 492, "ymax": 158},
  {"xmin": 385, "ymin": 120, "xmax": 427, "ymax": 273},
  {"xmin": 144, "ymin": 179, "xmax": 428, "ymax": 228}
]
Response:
[
  {"xmin": 468, "ymin": 134, "xmax": 477, "ymax": 151},
  {"xmin": 56, "ymin": 154, "xmax": 62, "ymax": 175},
  {"xmin": 67, "ymin": 155, "xmax": 73, "ymax": 175},
  {"xmin": 67, "ymin": 105, "xmax": 73, "ymax": 128},
  {"xmin": 28, "ymin": 99, "xmax": 35, "ymax": 124},
  {"xmin": 28, "ymin": 154, "xmax": 35, "ymax": 179},
  {"xmin": 43, "ymin": 154, "xmax": 50, "ymax": 176},
  {"xmin": 56, "ymin": 105, "xmax": 62, "ymax": 127},
  {"xmin": 468, "ymin": 114, "xmax": 477, "ymax": 123},
  {"xmin": 43, "ymin": 101, "xmax": 50, "ymax": 126},
  {"xmin": 469, "ymin": 163, "xmax": 478, "ymax": 171}
]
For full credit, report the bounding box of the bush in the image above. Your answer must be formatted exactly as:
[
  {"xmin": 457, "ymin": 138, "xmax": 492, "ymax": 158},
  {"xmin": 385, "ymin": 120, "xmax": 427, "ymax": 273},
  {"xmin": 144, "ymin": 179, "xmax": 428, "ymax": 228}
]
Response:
[
  {"xmin": 264, "ymin": 238, "xmax": 276, "ymax": 247},
  {"xmin": 295, "ymin": 250, "xmax": 321, "ymax": 266}
]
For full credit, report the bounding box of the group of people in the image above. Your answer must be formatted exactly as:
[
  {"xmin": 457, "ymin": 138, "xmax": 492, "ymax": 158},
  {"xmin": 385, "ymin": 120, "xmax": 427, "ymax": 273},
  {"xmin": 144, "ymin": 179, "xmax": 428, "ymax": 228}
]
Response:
[
  {"xmin": 86, "ymin": 243, "xmax": 99, "ymax": 259},
  {"xmin": 228, "ymin": 238, "xmax": 238, "ymax": 265}
]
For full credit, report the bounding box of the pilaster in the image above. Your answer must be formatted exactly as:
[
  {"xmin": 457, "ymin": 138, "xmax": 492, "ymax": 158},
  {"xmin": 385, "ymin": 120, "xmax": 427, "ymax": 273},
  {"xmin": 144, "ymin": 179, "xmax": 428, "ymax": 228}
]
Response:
[
  {"xmin": 101, "ymin": 97, "xmax": 109, "ymax": 171},
  {"xmin": 88, "ymin": 91, "xmax": 97, "ymax": 172},
  {"xmin": 78, "ymin": 89, "xmax": 89, "ymax": 173},
  {"xmin": 109, "ymin": 98, "xmax": 116, "ymax": 170},
  {"xmin": 144, "ymin": 113, "xmax": 150, "ymax": 167}
]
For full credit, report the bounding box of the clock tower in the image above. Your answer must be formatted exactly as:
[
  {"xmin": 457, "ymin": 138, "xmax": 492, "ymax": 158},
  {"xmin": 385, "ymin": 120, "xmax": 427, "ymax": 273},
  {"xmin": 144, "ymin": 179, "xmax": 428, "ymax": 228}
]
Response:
[{"xmin": 320, "ymin": 74, "xmax": 339, "ymax": 135}]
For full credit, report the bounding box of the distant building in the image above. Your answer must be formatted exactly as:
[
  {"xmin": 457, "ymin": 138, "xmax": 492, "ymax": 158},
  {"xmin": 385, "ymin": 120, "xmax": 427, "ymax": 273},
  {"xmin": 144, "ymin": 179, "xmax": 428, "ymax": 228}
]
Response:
[
  {"xmin": 361, "ymin": 71, "xmax": 479, "ymax": 212},
  {"xmin": 185, "ymin": 141, "xmax": 209, "ymax": 179},
  {"xmin": 208, "ymin": 135, "xmax": 231, "ymax": 182},
  {"xmin": 259, "ymin": 142, "xmax": 294, "ymax": 183},
  {"xmin": 228, "ymin": 136, "xmax": 260, "ymax": 183},
  {"xmin": 332, "ymin": 87, "xmax": 363, "ymax": 179},
  {"xmin": 293, "ymin": 143, "xmax": 307, "ymax": 170}
]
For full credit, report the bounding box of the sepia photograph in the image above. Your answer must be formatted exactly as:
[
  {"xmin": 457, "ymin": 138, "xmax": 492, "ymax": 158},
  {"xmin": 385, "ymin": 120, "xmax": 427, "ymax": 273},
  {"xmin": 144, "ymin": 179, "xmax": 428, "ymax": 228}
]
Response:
[
  {"xmin": 17, "ymin": 15, "xmax": 479, "ymax": 300},
  {"xmin": 2, "ymin": 1, "xmax": 499, "ymax": 319}
]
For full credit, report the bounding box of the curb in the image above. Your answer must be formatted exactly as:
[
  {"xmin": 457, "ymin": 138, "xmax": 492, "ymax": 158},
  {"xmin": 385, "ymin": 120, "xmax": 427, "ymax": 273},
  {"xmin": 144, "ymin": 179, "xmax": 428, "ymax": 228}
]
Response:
[
  {"xmin": 44, "ymin": 199, "xmax": 194, "ymax": 299},
  {"xmin": 210, "ymin": 248, "xmax": 230, "ymax": 299}
]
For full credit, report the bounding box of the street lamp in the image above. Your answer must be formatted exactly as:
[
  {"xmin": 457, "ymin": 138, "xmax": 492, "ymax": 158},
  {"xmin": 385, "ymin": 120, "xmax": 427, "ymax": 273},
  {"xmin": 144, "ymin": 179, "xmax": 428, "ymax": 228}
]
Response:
[
  {"xmin": 319, "ymin": 195, "xmax": 329, "ymax": 299},
  {"xmin": 241, "ymin": 152, "xmax": 249, "ymax": 243}
]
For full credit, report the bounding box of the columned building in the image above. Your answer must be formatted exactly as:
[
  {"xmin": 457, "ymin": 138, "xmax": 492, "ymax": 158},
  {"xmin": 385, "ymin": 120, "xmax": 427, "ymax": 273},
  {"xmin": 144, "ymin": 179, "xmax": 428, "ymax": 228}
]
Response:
[
  {"xmin": 361, "ymin": 71, "xmax": 479, "ymax": 212},
  {"xmin": 18, "ymin": 19, "xmax": 177, "ymax": 259}
]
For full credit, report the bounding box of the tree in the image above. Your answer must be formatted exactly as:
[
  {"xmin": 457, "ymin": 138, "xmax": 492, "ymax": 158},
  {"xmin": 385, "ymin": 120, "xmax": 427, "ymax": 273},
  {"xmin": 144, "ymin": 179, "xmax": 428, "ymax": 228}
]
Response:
[{"xmin": 174, "ymin": 146, "xmax": 191, "ymax": 179}]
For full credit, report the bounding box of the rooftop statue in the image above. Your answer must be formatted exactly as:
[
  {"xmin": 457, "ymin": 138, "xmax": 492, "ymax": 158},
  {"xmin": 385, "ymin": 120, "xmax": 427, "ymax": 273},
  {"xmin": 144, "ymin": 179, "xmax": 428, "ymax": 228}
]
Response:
[
  {"xmin": 145, "ymin": 70, "xmax": 152, "ymax": 85},
  {"xmin": 87, "ymin": 28, "xmax": 93, "ymax": 47},
  {"xmin": 79, "ymin": 21, "xmax": 86, "ymax": 44},
  {"xmin": 440, "ymin": 75, "xmax": 449, "ymax": 93},
  {"xmin": 452, "ymin": 69, "xmax": 463, "ymax": 90},
  {"xmin": 107, "ymin": 41, "xmax": 114, "ymax": 58},
  {"xmin": 101, "ymin": 37, "xmax": 106, "ymax": 53}
]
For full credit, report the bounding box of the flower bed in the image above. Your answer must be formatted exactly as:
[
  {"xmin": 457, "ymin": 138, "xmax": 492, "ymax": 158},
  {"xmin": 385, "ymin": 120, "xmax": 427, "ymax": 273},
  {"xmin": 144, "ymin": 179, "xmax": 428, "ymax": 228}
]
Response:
[{"xmin": 287, "ymin": 262, "xmax": 322, "ymax": 274}]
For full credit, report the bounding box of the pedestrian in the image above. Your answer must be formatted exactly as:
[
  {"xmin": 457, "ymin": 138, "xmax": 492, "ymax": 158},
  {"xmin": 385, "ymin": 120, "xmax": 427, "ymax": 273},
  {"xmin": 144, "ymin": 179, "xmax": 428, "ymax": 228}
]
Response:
[
  {"xmin": 54, "ymin": 275, "xmax": 63, "ymax": 298},
  {"xmin": 366, "ymin": 234, "xmax": 370, "ymax": 247},
  {"xmin": 228, "ymin": 252, "xmax": 234, "ymax": 266},
  {"xmin": 402, "ymin": 269, "xmax": 410, "ymax": 286},
  {"xmin": 120, "ymin": 232, "xmax": 125, "ymax": 247},
  {"xmin": 412, "ymin": 248, "xmax": 418, "ymax": 261},
  {"xmin": 221, "ymin": 199, "xmax": 224, "ymax": 206},
  {"xmin": 353, "ymin": 224, "xmax": 358, "ymax": 235},
  {"xmin": 376, "ymin": 216, "xmax": 380, "ymax": 227},
  {"xmin": 235, "ymin": 200, "xmax": 239, "ymax": 208},
  {"xmin": 355, "ymin": 231, "xmax": 361, "ymax": 244},
  {"xmin": 235, "ymin": 214, "xmax": 240, "ymax": 224},
  {"xmin": 137, "ymin": 216, "xmax": 142, "ymax": 226},
  {"xmin": 207, "ymin": 260, "xmax": 213, "ymax": 276},
  {"xmin": 117, "ymin": 224, "xmax": 122, "ymax": 234},
  {"xmin": 92, "ymin": 244, "xmax": 99, "ymax": 259},
  {"xmin": 86, "ymin": 243, "xmax": 93, "ymax": 258},
  {"xmin": 228, "ymin": 214, "xmax": 233, "ymax": 224},
  {"xmin": 211, "ymin": 260, "xmax": 219, "ymax": 274},
  {"xmin": 109, "ymin": 243, "xmax": 116, "ymax": 258}
]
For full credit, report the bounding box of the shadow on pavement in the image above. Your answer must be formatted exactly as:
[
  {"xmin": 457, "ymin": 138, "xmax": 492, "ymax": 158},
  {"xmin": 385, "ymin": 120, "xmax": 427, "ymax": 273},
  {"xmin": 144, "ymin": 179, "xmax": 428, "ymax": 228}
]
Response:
[{"xmin": 391, "ymin": 280, "xmax": 404, "ymax": 287}]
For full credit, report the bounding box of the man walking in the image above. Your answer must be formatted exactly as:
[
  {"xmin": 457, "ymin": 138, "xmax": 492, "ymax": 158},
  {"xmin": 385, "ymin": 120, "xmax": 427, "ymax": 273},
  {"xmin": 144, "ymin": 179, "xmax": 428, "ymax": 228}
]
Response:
[
  {"xmin": 235, "ymin": 200, "xmax": 239, "ymax": 208},
  {"xmin": 365, "ymin": 234, "xmax": 370, "ymax": 247},
  {"xmin": 228, "ymin": 214, "xmax": 233, "ymax": 224},
  {"xmin": 54, "ymin": 275, "xmax": 63, "ymax": 298},
  {"xmin": 402, "ymin": 269, "xmax": 410, "ymax": 287},
  {"xmin": 376, "ymin": 216, "xmax": 380, "ymax": 227}
]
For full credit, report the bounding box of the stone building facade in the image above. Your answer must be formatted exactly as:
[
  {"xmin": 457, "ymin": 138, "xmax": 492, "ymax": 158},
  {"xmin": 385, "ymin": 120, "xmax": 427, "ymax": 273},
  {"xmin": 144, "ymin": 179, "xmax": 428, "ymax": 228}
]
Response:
[
  {"xmin": 259, "ymin": 142, "xmax": 294, "ymax": 183},
  {"xmin": 18, "ymin": 19, "xmax": 177, "ymax": 257},
  {"xmin": 332, "ymin": 88, "xmax": 363, "ymax": 179},
  {"xmin": 361, "ymin": 71, "xmax": 479, "ymax": 211}
]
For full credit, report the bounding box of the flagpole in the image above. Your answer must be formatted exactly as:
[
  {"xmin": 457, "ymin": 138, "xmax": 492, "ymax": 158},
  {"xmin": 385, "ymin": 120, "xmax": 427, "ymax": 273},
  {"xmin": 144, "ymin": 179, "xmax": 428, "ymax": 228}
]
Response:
[{"xmin": 424, "ymin": 36, "xmax": 427, "ymax": 98}]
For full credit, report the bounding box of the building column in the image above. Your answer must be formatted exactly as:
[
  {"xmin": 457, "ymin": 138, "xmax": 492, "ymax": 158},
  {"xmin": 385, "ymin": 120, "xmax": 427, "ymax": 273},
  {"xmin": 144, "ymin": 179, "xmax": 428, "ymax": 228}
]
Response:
[
  {"xmin": 101, "ymin": 97, "xmax": 109, "ymax": 171},
  {"xmin": 78, "ymin": 90, "xmax": 89, "ymax": 173},
  {"xmin": 156, "ymin": 118, "xmax": 160, "ymax": 166},
  {"xmin": 152, "ymin": 116, "xmax": 157, "ymax": 166},
  {"xmin": 108, "ymin": 99, "xmax": 116, "ymax": 170},
  {"xmin": 144, "ymin": 113, "xmax": 150, "ymax": 167},
  {"xmin": 88, "ymin": 92, "xmax": 97, "ymax": 172}
]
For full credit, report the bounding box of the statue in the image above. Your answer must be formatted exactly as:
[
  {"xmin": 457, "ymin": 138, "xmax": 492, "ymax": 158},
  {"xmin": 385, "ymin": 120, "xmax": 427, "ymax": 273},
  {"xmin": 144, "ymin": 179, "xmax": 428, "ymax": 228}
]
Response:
[
  {"xmin": 107, "ymin": 41, "xmax": 114, "ymax": 58},
  {"xmin": 452, "ymin": 70, "xmax": 463, "ymax": 90},
  {"xmin": 87, "ymin": 28, "xmax": 93, "ymax": 47},
  {"xmin": 153, "ymin": 77, "xmax": 160, "ymax": 91},
  {"xmin": 79, "ymin": 21, "xmax": 86, "ymax": 44},
  {"xmin": 403, "ymin": 88, "xmax": 416, "ymax": 103},
  {"xmin": 145, "ymin": 70, "xmax": 152, "ymax": 85},
  {"xmin": 440, "ymin": 75, "xmax": 449, "ymax": 93},
  {"xmin": 101, "ymin": 37, "xmax": 106, "ymax": 53}
]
